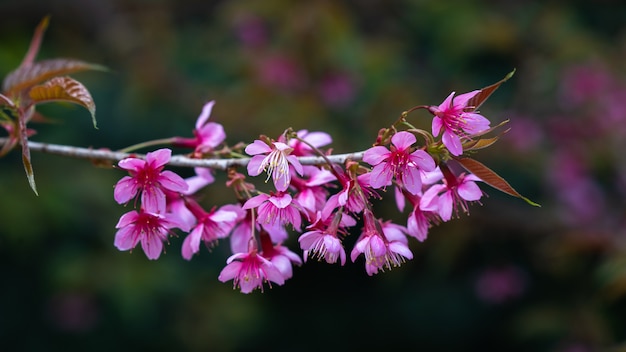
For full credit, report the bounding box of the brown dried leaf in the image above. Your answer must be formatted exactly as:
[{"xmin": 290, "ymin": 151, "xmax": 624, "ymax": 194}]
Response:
[
  {"xmin": 456, "ymin": 157, "xmax": 540, "ymax": 207},
  {"xmin": 466, "ymin": 69, "xmax": 516, "ymax": 112},
  {"xmin": 29, "ymin": 76, "xmax": 97, "ymax": 128},
  {"xmin": 2, "ymin": 58, "xmax": 107, "ymax": 94}
]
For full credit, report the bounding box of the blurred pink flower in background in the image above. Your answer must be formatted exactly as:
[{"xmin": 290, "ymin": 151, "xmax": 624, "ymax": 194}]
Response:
[{"xmin": 474, "ymin": 265, "xmax": 527, "ymax": 304}]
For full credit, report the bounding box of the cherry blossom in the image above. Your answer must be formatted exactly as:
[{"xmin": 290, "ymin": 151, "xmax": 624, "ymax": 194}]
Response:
[
  {"xmin": 114, "ymin": 148, "xmax": 188, "ymax": 213},
  {"xmin": 114, "ymin": 209, "xmax": 185, "ymax": 260},
  {"xmin": 218, "ymin": 250, "xmax": 285, "ymax": 294},
  {"xmin": 429, "ymin": 91, "xmax": 491, "ymax": 156},
  {"xmin": 363, "ymin": 131, "xmax": 435, "ymax": 195},
  {"xmin": 245, "ymin": 140, "xmax": 304, "ymax": 191}
]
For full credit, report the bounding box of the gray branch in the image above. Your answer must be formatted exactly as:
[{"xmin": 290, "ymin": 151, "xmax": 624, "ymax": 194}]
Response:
[{"xmin": 0, "ymin": 138, "xmax": 365, "ymax": 170}]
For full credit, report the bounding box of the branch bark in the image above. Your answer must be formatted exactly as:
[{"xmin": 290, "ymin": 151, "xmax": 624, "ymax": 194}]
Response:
[{"xmin": 0, "ymin": 138, "xmax": 365, "ymax": 170}]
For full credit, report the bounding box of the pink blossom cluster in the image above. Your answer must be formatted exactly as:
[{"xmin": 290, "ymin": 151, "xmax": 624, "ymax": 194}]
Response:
[{"xmin": 112, "ymin": 90, "xmax": 494, "ymax": 294}]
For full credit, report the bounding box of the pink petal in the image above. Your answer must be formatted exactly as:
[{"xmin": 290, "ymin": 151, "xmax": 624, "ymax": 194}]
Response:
[
  {"xmin": 117, "ymin": 158, "xmax": 145, "ymax": 172},
  {"xmin": 146, "ymin": 148, "xmax": 172, "ymax": 168},
  {"xmin": 432, "ymin": 116, "xmax": 443, "ymax": 136},
  {"xmin": 369, "ymin": 236, "xmax": 386, "ymax": 257},
  {"xmin": 389, "ymin": 242, "xmax": 413, "ymax": 260},
  {"xmin": 453, "ymin": 90, "xmax": 480, "ymax": 108},
  {"xmin": 245, "ymin": 140, "xmax": 272, "ymax": 155},
  {"xmin": 218, "ymin": 261, "xmax": 242, "ymax": 282},
  {"xmin": 410, "ymin": 149, "xmax": 436, "ymax": 172},
  {"xmin": 195, "ymin": 101, "xmax": 215, "ymax": 130},
  {"xmin": 141, "ymin": 234, "xmax": 164, "ymax": 260},
  {"xmin": 184, "ymin": 167, "xmax": 215, "ymax": 195},
  {"xmin": 261, "ymin": 261, "xmax": 286, "ymax": 286},
  {"xmin": 458, "ymin": 180, "xmax": 482, "ymax": 201},
  {"xmin": 197, "ymin": 122, "xmax": 226, "ymax": 149},
  {"xmin": 114, "ymin": 226, "xmax": 137, "ymax": 251},
  {"xmin": 438, "ymin": 191, "xmax": 453, "ymax": 222},
  {"xmin": 407, "ymin": 211, "xmax": 428, "ymax": 242},
  {"xmin": 247, "ymin": 155, "xmax": 266, "ymax": 176},
  {"xmin": 271, "ymin": 256, "xmax": 293, "ymax": 279},
  {"xmin": 115, "ymin": 210, "xmax": 139, "ymax": 228},
  {"xmin": 438, "ymin": 91, "xmax": 456, "ymax": 110},
  {"xmin": 368, "ymin": 163, "xmax": 392, "ymax": 189},
  {"xmin": 401, "ymin": 166, "xmax": 422, "ymax": 195},
  {"xmin": 391, "ymin": 131, "xmax": 416, "ymax": 151},
  {"xmin": 286, "ymin": 155, "xmax": 303, "ymax": 176},
  {"xmin": 442, "ymin": 130, "xmax": 463, "ymax": 156},
  {"xmin": 301, "ymin": 131, "xmax": 332, "ymax": 148},
  {"xmin": 158, "ymin": 170, "xmax": 189, "ymax": 193},
  {"xmin": 462, "ymin": 113, "xmax": 491, "ymax": 134},
  {"xmin": 141, "ymin": 186, "xmax": 167, "ymax": 214},
  {"xmin": 211, "ymin": 209, "xmax": 239, "ymax": 222},
  {"xmin": 114, "ymin": 176, "xmax": 138, "ymax": 204},
  {"xmin": 268, "ymin": 193, "xmax": 293, "ymax": 208},
  {"xmin": 363, "ymin": 146, "xmax": 390, "ymax": 166},
  {"xmin": 242, "ymin": 194, "xmax": 269, "ymax": 210},
  {"xmin": 394, "ymin": 186, "xmax": 405, "ymax": 211}
]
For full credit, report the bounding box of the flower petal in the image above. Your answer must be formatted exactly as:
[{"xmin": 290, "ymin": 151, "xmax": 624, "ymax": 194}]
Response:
[
  {"xmin": 245, "ymin": 140, "xmax": 272, "ymax": 155},
  {"xmin": 363, "ymin": 146, "xmax": 390, "ymax": 166},
  {"xmin": 391, "ymin": 131, "xmax": 416, "ymax": 151},
  {"xmin": 195, "ymin": 101, "xmax": 215, "ymax": 130}
]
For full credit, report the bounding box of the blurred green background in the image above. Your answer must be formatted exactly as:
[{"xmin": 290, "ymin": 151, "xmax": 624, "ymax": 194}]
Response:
[{"xmin": 1, "ymin": 0, "xmax": 626, "ymax": 351}]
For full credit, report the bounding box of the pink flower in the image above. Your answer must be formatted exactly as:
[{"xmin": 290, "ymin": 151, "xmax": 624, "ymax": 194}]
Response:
[
  {"xmin": 475, "ymin": 265, "xmax": 527, "ymax": 304},
  {"xmin": 350, "ymin": 211, "xmax": 413, "ymax": 276},
  {"xmin": 181, "ymin": 202, "xmax": 240, "ymax": 260},
  {"xmin": 298, "ymin": 211, "xmax": 355, "ymax": 265},
  {"xmin": 430, "ymin": 91, "xmax": 491, "ymax": 156},
  {"xmin": 363, "ymin": 131, "xmax": 436, "ymax": 195},
  {"xmin": 285, "ymin": 129, "xmax": 333, "ymax": 156},
  {"xmin": 259, "ymin": 232, "xmax": 302, "ymax": 280},
  {"xmin": 183, "ymin": 167, "xmax": 215, "ymax": 195},
  {"xmin": 246, "ymin": 140, "xmax": 304, "ymax": 191},
  {"xmin": 404, "ymin": 192, "xmax": 440, "ymax": 242},
  {"xmin": 242, "ymin": 191, "xmax": 303, "ymax": 231},
  {"xmin": 114, "ymin": 209, "xmax": 183, "ymax": 260},
  {"xmin": 114, "ymin": 148, "xmax": 188, "ymax": 213},
  {"xmin": 172, "ymin": 101, "xmax": 226, "ymax": 156},
  {"xmin": 291, "ymin": 166, "xmax": 335, "ymax": 213},
  {"xmin": 299, "ymin": 230, "xmax": 345, "ymax": 265},
  {"xmin": 421, "ymin": 171, "xmax": 483, "ymax": 222},
  {"xmin": 218, "ymin": 250, "xmax": 285, "ymax": 294}
]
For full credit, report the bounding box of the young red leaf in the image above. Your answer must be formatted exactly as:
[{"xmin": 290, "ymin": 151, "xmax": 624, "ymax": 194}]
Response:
[
  {"xmin": 2, "ymin": 58, "xmax": 107, "ymax": 95},
  {"xmin": 18, "ymin": 109, "xmax": 38, "ymax": 195},
  {"xmin": 28, "ymin": 76, "xmax": 97, "ymax": 128},
  {"xmin": 0, "ymin": 93, "xmax": 15, "ymax": 108},
  {"xmin": 21, "ymin": 16, "xmax": 50, "ymax": 68},
  {"xmin": 456, "ymin": 157, "xmax": 539, "ymax": 207},
  {"xmin": 466, "ymin": 69, "xmax": 516, "ymax": 112}
]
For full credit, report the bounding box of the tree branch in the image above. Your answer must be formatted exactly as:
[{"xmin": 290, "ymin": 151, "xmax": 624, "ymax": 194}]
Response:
[{"xmin": 0, "ymin": 138, "xmax": 365, "ymax": 170}]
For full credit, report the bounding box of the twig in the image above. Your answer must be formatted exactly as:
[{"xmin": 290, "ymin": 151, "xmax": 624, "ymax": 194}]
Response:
[{"xmin": 0, "ymin": 138, "xmax": 365, "ymax": 170}]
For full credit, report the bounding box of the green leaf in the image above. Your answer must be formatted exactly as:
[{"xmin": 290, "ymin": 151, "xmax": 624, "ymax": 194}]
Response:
[
  {"xmin": 466, "ymin": 69, "xmax": 516, "ymax": 112},
  {"xmin": 2, "ymin": 58, "xmax": 107, "ymax": 95},
  {"xmin": 29, "ymin": 76, "xmax": 97, "ymax": 128},
  {"xmin": 456, "ymin": 157, "xmax": 540, "ymax": 207}
]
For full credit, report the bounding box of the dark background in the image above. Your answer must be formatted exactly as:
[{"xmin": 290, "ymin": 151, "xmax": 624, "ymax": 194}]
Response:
[{"xmin": 1, "ymin": 0, "xmax": 626, "ymax": 351}]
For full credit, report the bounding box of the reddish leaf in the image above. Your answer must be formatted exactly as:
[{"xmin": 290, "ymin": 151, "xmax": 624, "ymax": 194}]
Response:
[
  {"xmin": 29, "ymin": 76, "xmax": 97, "ymax": 128},
  {"xmin": 18, "ymin": 107, "xmax": 38, "ymax": 195},
  {"xmin": 456, "ymin": 157, "xmax": 540, "ymax": 207},
  {"xmin": 466, "ymin": 69, "xmax": 516, "ymax": 112},
  {"xmin": 2, "ymin": 58, "xmax": 106, "ymax": 95},
  {"xmin": 463, "ymin": 135, "xmax": 503, "ymax": 151},
  {"xmin": 0, "ymin": 93, "xmax": 15, "ymax": 108},
  {"xmin": 21, "ymin": 16, "xmax": 50, "ymax": 67}
]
